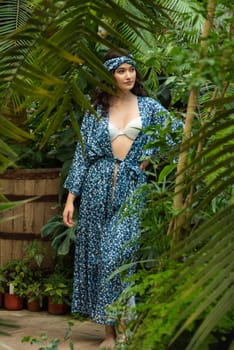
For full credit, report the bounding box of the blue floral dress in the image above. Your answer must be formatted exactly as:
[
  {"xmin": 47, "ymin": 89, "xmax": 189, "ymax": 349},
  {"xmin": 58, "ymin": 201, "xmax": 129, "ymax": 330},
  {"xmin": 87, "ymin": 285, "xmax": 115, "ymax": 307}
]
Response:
[{"xmin": 64, "ymin": 96, "xmax": 174, "ymax": 325}]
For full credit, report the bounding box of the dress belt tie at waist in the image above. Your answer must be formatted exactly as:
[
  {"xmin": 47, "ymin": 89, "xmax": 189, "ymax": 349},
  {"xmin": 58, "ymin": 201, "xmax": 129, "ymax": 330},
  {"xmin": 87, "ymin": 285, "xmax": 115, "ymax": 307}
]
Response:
[
  {"xmin": 87, "ymin": 156, "xmax": 145, "ymax": 209},
  {"xmin": 113, "ymin": 161, "xmax": 145, "ymax": 209}
]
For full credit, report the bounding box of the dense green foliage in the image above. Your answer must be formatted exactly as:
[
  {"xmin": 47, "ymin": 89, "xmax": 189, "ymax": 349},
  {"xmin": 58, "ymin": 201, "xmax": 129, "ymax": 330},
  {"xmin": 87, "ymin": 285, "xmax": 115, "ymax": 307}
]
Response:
[
  {"xmin": 113, "ymin": 1, "xmax": 234, "ymax": 349},
  {"xmin": 0, "ymin": 0, "xmax": 233, "ymax": 349}
]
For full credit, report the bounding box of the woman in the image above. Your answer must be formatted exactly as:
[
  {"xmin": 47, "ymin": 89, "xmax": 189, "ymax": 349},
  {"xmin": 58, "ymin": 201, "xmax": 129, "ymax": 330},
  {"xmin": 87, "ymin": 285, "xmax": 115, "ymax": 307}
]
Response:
[{"xmin": 63, "ymin": 50, "xmax": 177, "ymax": 349}]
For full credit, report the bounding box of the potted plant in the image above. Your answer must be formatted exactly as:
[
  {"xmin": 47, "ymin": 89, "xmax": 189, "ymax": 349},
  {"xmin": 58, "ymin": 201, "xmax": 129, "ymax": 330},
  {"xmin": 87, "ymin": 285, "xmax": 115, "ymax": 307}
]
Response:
[
  {"xmin": 44, "ymin": 271, "xmax": 72, "ymax": 315},
  {"xmin": 22, "ymin": 240, "xmax": 48, "ymax": 311},
  {"xmin": 1, "ymin": 259, "xmax": 33, "ymax": 310},
  {"xmin": 0, "ymin": 242, "xmax": 50, "ymax": 311},
  {"xmin": 26, "ymin": 279, "xmax": 45, "ymax": 312}
]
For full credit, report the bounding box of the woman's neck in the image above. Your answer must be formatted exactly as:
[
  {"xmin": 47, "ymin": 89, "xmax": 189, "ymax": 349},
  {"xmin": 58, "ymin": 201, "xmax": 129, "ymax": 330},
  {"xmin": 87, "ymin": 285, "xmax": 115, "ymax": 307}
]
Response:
[{"xmin": 110, "ymin": 91, "xmax": 136, "ymax": 105}]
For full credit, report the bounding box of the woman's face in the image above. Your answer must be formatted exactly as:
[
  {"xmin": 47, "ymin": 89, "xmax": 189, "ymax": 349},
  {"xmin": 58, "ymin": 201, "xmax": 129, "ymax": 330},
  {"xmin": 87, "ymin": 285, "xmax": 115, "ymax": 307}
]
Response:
[{"xmin": 113, "ymin": 63, "xmax": 136, "ymax": 92}]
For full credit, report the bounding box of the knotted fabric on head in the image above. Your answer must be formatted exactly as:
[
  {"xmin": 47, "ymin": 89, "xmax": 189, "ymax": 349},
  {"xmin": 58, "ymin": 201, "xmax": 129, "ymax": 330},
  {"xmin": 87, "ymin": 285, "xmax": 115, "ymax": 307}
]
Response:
[{"xmin": 103, "ymin": 55, "xmax": 136, "ymax": 71}]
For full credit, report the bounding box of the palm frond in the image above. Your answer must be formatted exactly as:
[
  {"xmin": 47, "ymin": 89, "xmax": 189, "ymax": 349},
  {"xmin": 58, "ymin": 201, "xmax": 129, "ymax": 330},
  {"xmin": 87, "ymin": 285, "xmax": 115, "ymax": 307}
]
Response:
[
  {"xmin": 0, "ymin": 0, "xmax": 170, "ymax": 153},
  {"xmin": 157, "ymin": 0, "xmax": 205, "ymax": 42},
  {"xmin": 0, "ymin": 0, "xmax": 33, "ymax": 35},
  {"xmin": 119, "ymin": 78, "xmax": 234, "ymax": 349}
]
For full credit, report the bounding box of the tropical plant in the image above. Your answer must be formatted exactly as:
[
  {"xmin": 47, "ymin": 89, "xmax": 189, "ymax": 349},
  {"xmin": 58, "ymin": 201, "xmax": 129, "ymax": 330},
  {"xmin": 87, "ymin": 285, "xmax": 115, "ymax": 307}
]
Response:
[
  {"xmin": 21, "ymin": 241, "xmax": 47, "ymax": 305},
  {"xmin": 0, "ymin": 241, "xmax": 47, "ymax": 301},
  {"xmin": 0, "ymin": 0, "xmax": 233, "ymax": 349},
  {"xmin": 0, "ymin": 0, "xmax": 35, "ymax": 170},
  {"xmin": 0, "ymin": 1, "xmax": 81, "ymax": 170},
  {"xmin": 44, "ymin": 272, "xmax": 72, "ymax": 305},
  {"xmin": 40, "ymin": 214, "xmax": 77, "ymax": 257},
  {"xmin": 111, "ymin": 1, "xmax": 234, "ymax": 349},
  {"xmin": 1, "ymin": 259, "xmax": 33, "ymax": 297},
  {"xmin": 0, "ymin": 0, "xmax": 163, "ymax": 163},
  {"xmin": 22, "ymin": 240, "xmax": 47, "ymax": 269},
  {"xmin": 26, "ymin": 280, "xmax": 45, "ymax": 304}
]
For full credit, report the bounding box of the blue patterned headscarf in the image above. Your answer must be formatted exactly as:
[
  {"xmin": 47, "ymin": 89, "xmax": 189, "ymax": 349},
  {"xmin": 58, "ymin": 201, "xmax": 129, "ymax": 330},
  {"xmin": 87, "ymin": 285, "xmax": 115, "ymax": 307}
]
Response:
[{"xmin": 103, "ymin": 55, "xmax": 136, "ymax": 71}]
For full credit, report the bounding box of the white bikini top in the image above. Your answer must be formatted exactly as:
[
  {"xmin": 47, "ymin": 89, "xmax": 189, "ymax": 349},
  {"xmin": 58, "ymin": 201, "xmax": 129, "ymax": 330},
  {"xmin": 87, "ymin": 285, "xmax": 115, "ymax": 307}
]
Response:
[{"xmin": 109, "ymin": 117, "xmax": 142, "ymax": 141}]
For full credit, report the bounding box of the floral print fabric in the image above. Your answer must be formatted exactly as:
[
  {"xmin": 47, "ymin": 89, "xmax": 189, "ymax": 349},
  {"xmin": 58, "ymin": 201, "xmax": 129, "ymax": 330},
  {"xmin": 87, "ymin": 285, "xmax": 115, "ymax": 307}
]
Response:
[{"xmin": 64, "ymin": 96, "xmax": 178, "ymax": 325}]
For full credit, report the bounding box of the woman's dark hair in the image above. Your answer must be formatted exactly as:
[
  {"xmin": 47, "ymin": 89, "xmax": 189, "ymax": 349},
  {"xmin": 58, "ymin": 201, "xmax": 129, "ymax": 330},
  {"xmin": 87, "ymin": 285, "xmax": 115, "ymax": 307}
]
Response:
[{"xmin": 92, "ymin": 49, "xmax": 146, "ymax": 115}]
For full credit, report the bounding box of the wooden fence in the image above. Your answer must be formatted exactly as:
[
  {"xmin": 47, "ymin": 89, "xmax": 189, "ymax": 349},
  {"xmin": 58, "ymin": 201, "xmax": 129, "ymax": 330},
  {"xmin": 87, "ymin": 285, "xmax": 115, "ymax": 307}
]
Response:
[{"xmin": 0, "ymin": 168, "xmax": 61, "ymax": 267}]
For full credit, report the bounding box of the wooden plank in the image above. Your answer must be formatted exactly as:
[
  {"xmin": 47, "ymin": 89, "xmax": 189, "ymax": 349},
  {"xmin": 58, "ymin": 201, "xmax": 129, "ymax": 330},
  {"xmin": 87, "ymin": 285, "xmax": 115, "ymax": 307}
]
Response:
[{"xmin": 0, "ymin": 169, "xmax": 60, "ymax": 267}]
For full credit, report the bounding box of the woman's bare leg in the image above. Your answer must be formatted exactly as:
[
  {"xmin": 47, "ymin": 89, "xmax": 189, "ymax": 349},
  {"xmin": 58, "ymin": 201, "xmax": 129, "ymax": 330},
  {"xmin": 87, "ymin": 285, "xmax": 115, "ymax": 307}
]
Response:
[{"xmin": 99, "ymin": 325, "xmax": 116, "ymax": 349}]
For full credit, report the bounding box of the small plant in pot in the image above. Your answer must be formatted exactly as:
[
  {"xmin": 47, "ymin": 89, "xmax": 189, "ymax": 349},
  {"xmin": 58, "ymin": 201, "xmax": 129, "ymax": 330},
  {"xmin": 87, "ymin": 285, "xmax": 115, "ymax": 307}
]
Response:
[
  {"xmin": 1, "ymin": 259, "xmax": 33, "ymax": 310},
  {"xmin": 44, "ymin": 270, "xmax": 72, "ymax": 315},
  {"xmin": 22, "ymin": 240, "xmax": 48, "ymax": 311},
  {"xmin": 26, "ymin": 277, "xmax": 45, "ymax": 312}
]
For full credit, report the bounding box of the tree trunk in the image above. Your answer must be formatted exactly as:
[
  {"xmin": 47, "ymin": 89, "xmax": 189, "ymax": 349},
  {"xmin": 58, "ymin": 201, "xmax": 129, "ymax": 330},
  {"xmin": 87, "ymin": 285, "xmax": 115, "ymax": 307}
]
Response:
[{"xmin": 169, "ymin": 0, "xmax": 217, "ymax": 243}]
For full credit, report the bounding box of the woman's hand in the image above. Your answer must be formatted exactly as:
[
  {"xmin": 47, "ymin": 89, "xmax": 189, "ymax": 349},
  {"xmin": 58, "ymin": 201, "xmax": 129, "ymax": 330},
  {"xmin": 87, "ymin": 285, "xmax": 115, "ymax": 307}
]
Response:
[
  {"xmin": 139, "ymin": 159, "xmax": 150, "ymax": 171},
  {"xmin": 63, "ymin": 192, "xmax": 76, "ymax": 227}
]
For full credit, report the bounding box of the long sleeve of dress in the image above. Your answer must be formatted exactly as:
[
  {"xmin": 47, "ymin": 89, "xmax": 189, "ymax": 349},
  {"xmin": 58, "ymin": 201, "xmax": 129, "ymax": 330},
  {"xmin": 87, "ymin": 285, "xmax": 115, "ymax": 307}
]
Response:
[
  {"xmin": 142, "ymin": 98, "xmax": 183, "ymax": 160},
  {"xmin": 63, "ymin": 113, "xmax": 95, "ymax": 196}
]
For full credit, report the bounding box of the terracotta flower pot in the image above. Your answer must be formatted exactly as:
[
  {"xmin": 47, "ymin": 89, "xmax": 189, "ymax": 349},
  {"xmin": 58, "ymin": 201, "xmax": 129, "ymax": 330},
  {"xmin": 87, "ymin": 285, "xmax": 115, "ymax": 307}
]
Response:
[
  {"xmin": 47, "ymin": 297, "xmax": 68, "ymax": 315},
  {"xmin": 4, "ymin": 293, "xmax": 23, "ymax": 310},
  {"xmin": 27, "ymin": 297, "xmax": 41, "ymax": 312}
]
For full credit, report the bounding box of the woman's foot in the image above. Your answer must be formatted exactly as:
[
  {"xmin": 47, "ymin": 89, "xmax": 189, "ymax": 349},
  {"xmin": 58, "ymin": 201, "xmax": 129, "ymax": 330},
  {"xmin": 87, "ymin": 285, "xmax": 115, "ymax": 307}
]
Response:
[
  {"xmin": 99, "ymin": 337, "xmax": 115, "ymax": 349},
  {"xmin": 116, "ymin": 321, "xmax": 128, "ymax": 345},
  {"xmin": 116, "ymin": 332, "xmax": 128, "ymax": 345}
]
